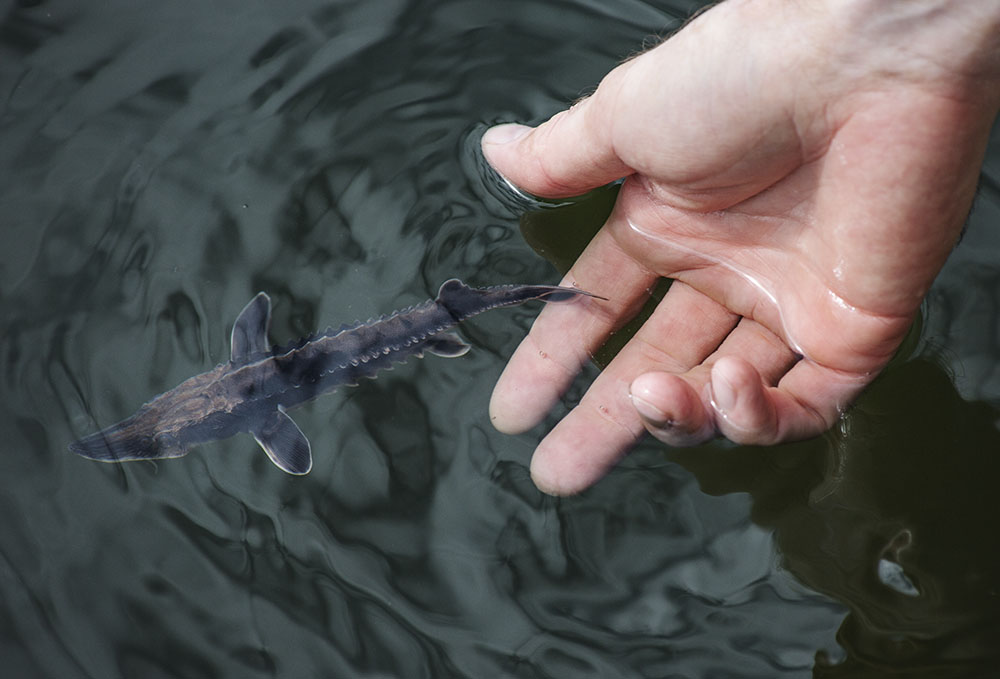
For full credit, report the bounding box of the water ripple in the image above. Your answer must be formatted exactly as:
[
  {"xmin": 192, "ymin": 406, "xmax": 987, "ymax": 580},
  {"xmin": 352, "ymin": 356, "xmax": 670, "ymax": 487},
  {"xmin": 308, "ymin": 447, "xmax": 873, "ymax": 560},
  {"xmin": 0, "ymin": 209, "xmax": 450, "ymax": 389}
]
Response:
[{"xmin": 2, "ymin": 0, "xmax": 999, "ymax": 676}]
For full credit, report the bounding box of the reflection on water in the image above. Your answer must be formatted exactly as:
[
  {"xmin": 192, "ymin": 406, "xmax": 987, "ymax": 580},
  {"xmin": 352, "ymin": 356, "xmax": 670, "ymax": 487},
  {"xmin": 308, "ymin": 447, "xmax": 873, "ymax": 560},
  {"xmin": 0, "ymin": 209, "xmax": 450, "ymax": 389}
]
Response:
[{"xmin": 1, "ymin": 0, "xmax": 999, "ymax": 677}]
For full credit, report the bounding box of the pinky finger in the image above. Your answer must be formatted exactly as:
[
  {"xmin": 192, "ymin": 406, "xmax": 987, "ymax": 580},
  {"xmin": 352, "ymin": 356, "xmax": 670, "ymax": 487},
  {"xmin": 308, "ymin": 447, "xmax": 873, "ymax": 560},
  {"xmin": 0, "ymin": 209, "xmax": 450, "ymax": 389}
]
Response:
[{"xmin": 709, "ymin": 355, "xmax": 872, "ymax": 445}]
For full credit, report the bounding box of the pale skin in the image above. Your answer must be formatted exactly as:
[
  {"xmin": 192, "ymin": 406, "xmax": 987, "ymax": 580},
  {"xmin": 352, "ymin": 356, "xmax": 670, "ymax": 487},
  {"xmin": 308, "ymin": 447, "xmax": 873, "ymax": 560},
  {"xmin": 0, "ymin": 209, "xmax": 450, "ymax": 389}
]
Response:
[{"xmin": 482, "ymin": 0, "xmax": 1000, "ymax": 495}]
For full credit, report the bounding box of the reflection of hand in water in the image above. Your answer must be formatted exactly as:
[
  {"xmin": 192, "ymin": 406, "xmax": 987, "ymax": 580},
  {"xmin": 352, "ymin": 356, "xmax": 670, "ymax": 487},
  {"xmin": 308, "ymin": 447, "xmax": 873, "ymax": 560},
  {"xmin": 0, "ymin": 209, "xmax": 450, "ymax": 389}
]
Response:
[
  {"xmin": 482, "ymin": 0, "xmax": 1000, "ymax": 495},
  {"xmin": 671, "ymin": 358, "xmax": 1000, "ymax": 674}
]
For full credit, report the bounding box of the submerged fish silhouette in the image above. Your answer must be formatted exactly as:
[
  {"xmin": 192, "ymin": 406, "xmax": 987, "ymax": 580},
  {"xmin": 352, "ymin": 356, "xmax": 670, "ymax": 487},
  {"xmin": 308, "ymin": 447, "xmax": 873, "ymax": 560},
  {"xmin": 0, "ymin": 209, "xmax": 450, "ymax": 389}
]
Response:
[{"xmin": 70, "ymin": 279, "xmax": 599, "ymax": 475}]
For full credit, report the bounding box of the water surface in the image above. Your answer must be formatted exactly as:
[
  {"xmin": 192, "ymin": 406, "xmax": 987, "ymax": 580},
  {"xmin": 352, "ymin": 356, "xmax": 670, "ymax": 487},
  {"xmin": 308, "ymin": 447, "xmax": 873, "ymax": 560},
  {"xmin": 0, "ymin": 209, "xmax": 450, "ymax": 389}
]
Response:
[{"xmin": 2, "ymin": 1, "xmax": 999, "ymax": 677}]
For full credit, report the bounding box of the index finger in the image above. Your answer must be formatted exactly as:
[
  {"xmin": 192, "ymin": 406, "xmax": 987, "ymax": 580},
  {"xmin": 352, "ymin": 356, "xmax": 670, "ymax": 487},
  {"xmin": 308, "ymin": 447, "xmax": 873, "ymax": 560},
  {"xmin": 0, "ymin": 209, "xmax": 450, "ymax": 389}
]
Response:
[{"xmin": 490, "ymin": 226, "xmax": 655, "ymax": 434}]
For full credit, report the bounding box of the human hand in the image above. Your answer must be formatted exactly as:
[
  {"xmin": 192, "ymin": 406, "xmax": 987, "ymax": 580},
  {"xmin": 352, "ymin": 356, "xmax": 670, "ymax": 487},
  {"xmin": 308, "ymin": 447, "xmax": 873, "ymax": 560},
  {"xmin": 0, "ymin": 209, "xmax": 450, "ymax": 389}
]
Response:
[{"xmin": 484, "ymin": 0, "xmax": 1000, "ymax": 494}]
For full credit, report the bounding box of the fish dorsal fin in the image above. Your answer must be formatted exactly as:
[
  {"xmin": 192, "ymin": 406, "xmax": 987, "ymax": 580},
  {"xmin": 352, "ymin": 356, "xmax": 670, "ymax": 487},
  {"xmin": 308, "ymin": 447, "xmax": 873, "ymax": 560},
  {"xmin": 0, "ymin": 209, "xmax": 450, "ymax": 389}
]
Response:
[
  {"xmin": 231, "ymin": 292, "xmax": 272, "ymax": 363},
  {"xmin": 422, "ymin": 332, "xmax": 470, "ymax": 358},
  {"xmin": 251, "ymin": 406, "xmax": 312, "ymax": 475}
]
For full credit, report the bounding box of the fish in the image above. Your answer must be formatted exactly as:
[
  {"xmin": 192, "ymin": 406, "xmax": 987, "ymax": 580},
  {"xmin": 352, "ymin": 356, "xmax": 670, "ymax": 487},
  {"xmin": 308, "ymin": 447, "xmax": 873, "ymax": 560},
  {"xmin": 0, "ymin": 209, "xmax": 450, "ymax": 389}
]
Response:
[{"xmin": 69, "ymin": 279, "xmax": 600, "ymax": 475}]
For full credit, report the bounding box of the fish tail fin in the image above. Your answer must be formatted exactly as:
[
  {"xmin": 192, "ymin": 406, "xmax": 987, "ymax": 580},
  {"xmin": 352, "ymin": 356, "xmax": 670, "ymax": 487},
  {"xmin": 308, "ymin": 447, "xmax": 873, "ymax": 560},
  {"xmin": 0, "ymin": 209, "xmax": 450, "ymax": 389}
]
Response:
[{"xmin": 69, "ymin": 418, "xmax": 187, "ymax": 463}]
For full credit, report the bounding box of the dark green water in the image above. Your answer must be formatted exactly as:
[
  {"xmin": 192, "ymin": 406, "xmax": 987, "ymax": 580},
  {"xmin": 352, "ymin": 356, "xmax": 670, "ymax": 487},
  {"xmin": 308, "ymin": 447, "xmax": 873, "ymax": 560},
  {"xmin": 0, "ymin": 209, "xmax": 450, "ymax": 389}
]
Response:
[{"xmin": 1, "ymin": 1, "xmax": 998, "ymax": 677}]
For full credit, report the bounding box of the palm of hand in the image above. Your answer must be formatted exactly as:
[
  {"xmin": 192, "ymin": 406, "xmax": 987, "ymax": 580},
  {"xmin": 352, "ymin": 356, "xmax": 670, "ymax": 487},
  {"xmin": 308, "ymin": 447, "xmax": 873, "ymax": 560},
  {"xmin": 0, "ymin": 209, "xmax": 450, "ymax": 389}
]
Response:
[
  {"xmin": 483, "ymin": 3, "xmax": 994, "ymax": 494},
  {"xmin": 488, "ymin": 93, "xmax": 983, "ymax": 494}
]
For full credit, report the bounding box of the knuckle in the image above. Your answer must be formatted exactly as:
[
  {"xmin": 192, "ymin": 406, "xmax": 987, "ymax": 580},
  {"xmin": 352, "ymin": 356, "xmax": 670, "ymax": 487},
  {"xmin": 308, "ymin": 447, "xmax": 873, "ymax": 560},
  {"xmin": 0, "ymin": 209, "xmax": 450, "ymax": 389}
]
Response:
[
  {"xmin": 524, "ymin": 332, "xmax": 585, "ymax": 379},
  {"xmin": 633, "ymin": 335, "xmax": 690, "ymax": 372},
  {"xmin": 580, "ymin": 392, "xmax": 645, "ymax": 443}
]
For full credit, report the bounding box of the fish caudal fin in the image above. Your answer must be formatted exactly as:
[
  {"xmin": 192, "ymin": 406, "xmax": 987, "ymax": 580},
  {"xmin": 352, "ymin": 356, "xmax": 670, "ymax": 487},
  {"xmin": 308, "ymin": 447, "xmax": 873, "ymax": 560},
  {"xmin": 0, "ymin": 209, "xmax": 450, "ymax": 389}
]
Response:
[
  {"xmin": 69, "ymin": 421, "xmax": 188, "ymax": 463},
  {"xmin": 69, "ymin": 431, "xmax": 148, "ymax": 462},
  {"xmin": 251, "ymin": 406, "xmax": 313, "ymax": 475}
]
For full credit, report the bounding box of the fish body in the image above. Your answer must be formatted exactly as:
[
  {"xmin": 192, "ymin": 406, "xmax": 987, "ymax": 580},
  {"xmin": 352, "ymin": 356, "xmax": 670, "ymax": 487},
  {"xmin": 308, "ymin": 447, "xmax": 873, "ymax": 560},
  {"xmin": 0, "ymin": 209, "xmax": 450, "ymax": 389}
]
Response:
[{"xmin": 69, "ymin": 279, "xmax": 596, "ymax": 474}]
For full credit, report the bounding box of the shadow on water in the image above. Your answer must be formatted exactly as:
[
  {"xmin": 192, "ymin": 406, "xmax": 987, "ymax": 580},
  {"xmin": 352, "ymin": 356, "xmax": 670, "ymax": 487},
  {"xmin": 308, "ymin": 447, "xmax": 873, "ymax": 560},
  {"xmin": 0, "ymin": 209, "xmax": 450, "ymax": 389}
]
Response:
[
  {"xmin": 671, "ymin": 358, "xmax": 1000, "ymax": 678},
  {"xmin": 1, "ymin": 0, "xmax": 1000, "ymax": 677}
]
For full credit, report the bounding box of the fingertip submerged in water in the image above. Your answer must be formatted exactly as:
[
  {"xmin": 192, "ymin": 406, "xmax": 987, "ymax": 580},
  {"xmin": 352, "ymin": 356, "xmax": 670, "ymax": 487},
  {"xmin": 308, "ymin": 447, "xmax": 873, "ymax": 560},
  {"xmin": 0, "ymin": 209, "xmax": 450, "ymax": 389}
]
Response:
[{"xmin": 69, "ymin": 279, "xmax": 602, "ymax": 475}]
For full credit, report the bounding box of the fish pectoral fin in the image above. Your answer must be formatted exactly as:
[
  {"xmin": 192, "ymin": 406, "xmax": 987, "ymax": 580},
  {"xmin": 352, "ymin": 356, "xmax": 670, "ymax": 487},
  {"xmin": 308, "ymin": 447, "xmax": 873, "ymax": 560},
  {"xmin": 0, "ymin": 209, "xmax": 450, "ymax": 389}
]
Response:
[
  {"xmin": 250, "ymin": 407, "xmax": 313, "ymax": 475},
  {"xmin": 423, "ymin": 332, "xmax": 470, "ymax": 358},
  {"xmin": 231, "ymin": 292, "xmax": 272, "ymax": 363}
]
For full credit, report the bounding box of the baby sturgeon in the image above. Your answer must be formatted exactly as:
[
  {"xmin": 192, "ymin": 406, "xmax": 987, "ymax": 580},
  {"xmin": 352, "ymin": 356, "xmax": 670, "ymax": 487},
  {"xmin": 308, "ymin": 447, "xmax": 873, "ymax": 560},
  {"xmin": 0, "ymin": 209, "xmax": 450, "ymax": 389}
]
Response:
[{"xmin": 69, "ymin": 279, "xmax": 597, "ymax": 474}]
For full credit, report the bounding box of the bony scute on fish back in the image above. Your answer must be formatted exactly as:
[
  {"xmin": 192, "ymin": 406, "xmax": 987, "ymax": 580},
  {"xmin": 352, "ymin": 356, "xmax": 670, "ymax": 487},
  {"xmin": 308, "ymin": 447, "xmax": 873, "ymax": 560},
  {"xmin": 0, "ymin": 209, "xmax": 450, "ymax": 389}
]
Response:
[{"xmin": 69, "ymin": 279, "xmax": 602, "ymax": 475}]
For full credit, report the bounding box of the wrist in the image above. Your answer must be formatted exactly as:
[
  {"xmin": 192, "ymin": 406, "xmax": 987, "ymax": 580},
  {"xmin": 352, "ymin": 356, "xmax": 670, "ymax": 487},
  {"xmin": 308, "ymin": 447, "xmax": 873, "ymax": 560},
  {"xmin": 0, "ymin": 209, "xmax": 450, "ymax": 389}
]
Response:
[{"xmin": 828, "ymin": 0, "xmax": 1000, "ymax": 98}]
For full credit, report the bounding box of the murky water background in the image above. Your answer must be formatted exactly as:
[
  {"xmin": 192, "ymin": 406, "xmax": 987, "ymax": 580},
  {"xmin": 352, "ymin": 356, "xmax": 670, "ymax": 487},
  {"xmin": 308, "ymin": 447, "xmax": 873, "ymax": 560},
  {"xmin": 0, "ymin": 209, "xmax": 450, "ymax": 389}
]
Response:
[{"xmin": 2, "ymin": 1, "xmax": 999, "ymax": 677}]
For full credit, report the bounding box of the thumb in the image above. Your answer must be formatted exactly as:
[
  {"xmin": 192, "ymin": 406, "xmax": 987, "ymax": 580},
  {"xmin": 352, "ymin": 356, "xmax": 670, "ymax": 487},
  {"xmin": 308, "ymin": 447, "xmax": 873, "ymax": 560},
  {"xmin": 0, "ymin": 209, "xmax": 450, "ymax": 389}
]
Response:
[{"xmin": 482, "ymin": 90, "xmax": 634, "ymax": 198}]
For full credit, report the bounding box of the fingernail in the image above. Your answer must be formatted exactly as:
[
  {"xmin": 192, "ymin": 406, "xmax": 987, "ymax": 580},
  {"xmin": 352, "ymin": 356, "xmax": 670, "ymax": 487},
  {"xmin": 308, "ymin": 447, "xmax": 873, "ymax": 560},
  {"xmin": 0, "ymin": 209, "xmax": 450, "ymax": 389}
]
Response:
[
  {"xmin": 630, "ymin": 393, "xmax": 672, "ymax": 429},
  {"xmin": 482, "ymin": 123, "xmax": 532, "ymax": 146},
  {"xmin": 710, "ymin": 367, "xmax": 737, "ymax": 414}
]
